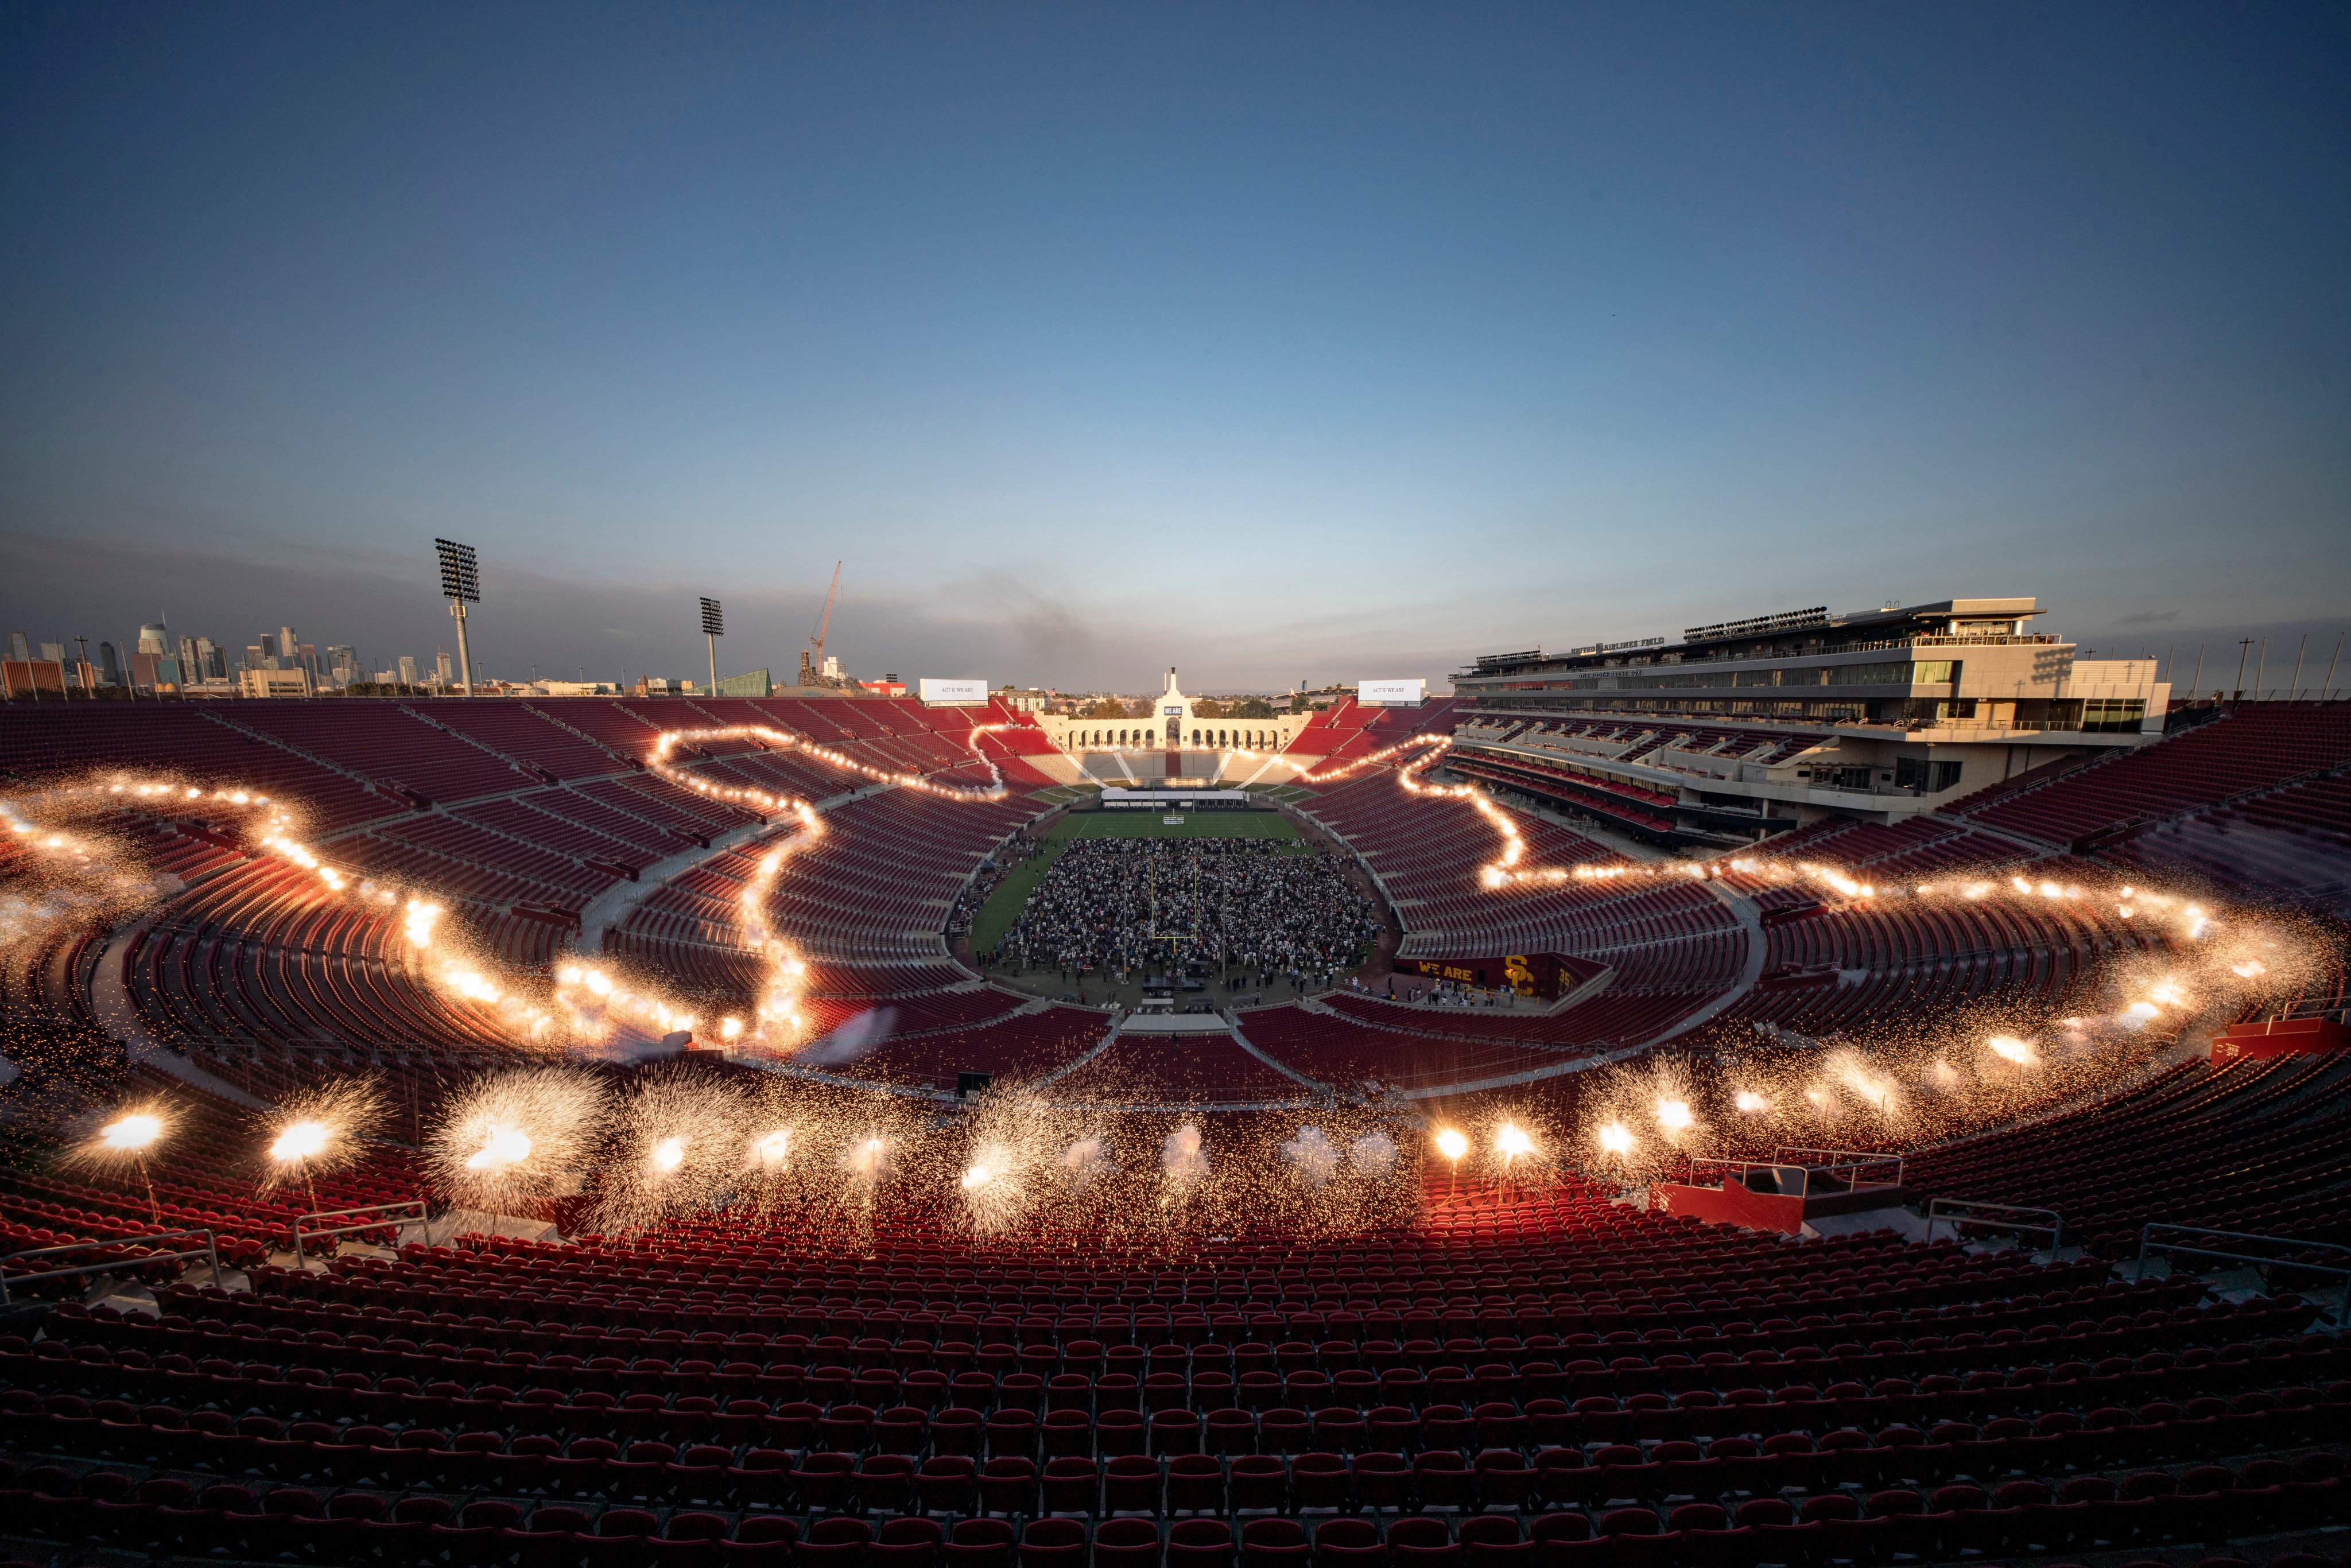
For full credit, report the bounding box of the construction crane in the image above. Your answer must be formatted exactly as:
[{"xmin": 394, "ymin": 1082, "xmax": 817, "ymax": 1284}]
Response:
[{"xmin": 800, "ymin": 561, "xmax": 842, "ymax": 687}]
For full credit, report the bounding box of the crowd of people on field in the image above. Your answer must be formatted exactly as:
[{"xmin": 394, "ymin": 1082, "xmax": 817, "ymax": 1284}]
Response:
[{"xmin": 994, "ymin": 837, "xmax": 1380, "ymax": 982}]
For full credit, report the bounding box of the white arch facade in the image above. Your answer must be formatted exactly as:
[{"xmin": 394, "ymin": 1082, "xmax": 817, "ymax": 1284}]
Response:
[{"xmin": 1033, "ymin": 667, "xmax": 1309, "ymax": 763}]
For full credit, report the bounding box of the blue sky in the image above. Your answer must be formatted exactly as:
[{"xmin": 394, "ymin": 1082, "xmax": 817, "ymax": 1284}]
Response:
[{"xmin": 2, "ymin": 3, "xmax": 2345, "ymax": 692}]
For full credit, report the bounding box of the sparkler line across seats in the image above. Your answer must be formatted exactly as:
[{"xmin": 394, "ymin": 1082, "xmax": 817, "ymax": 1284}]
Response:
[{"xmin": 1, "ymin": 713, "xmax": 2318, "ymax": 1239}]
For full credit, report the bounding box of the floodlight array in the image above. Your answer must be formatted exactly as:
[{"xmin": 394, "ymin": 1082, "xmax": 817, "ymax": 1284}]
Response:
[{"xmin": 434, "ymin": 538, "xmax": 481, "ymax": 603}]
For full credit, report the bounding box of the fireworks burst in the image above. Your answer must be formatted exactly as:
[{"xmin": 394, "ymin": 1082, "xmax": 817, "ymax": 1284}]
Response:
[
  {"xmin": 428, "ymin": 1067, "xmax": 610, "ymax": 1217},
  {"xmin": 62, "ymin": 1099, "xmax": 176, "ymax": 1222},
  {"xmin": 588, "ymin": 1072, "xmax": 747, "ymax": 1235},
  {"xmin": 259, "ymin": 1079, "xmax": 385, "ymax": 1204}
]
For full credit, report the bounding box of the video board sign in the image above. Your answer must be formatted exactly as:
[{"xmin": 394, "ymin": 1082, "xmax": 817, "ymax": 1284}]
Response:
[
  {"xmin": 1402, "ymin": 952, "xmax": 1607, "ymax": 1000},
  {"xmin": 918, "ymin": 677, "xmax": 989, "ymax": 707},
  {"xmin": 1357, "ymin": 678, "xmax": 1425, "ymax": 707}
]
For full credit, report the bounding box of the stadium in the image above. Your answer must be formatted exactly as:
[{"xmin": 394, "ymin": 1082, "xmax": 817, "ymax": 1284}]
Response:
[{"xmin": 2, "ymin": 598, "xmax": 2349, "ymax": 1568}]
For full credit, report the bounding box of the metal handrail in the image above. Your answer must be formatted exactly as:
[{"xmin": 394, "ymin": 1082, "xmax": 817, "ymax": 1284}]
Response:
[
  {"xmin": 1774, "ymin": 1147, "xmax": 1905, "ymax": 1187},
  {"xmin": 1685, "ymin": 1154, "xmax": 1798, "ymax": 1181},
  {"xmin": 1, "ymin": 1228, "xmax": 222, "ymax": 1306},
  {"xmin": 2136, "ymin": 1224, "xmax": 2351, "ymax": 1321},
  {"xmin": 1926, "ymin": 1198, "xmax": 2063, "ymax": 1250},
  {"xmin": 1682, "ymin": 1151, "xmax": 1899, "ymax": 1200},
  {"xmin": 292, "ymin": 1201, "xmax": 429, "ymax": 1266}
]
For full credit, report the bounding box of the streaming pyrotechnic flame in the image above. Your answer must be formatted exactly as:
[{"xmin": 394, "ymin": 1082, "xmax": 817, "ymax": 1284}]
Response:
[
  {"xmin": 6, "ymin": 704, "xmax": 2332, "ymax": 1256},
  {"xmin": 961, "ymin": 1162, "xmax": 994, "ymax": 1189},
  {"xmin": 1834, "ymin": 1057, "xmax": 1898, "ymax": 1112},
  {"xmin": 10, "ymin": 725, "xmax": 1024, "ymax": 1064}
]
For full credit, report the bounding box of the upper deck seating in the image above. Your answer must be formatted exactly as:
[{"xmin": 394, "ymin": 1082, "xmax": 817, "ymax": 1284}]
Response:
[{"xmin": 1951, "ymin": 702, "xmax": 2351, "ymax": 846}]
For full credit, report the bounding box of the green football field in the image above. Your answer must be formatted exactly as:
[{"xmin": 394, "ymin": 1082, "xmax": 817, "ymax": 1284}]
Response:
[{"xmin": 968, "ymin": 809, "xmax": 1304, "ymax": 953}]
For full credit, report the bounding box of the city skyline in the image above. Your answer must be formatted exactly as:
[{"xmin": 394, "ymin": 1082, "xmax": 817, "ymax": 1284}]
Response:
[
  {"xmin": 9, "ymin": 570, "xmax": 2342, "ymax": 705},
  {"xmin": 3, "ymin": 4, "xmax": 2346, "ymax": 690}
]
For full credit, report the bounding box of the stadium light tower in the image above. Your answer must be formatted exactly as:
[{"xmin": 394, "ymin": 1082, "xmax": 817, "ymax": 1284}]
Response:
[
  {"xmin": 700, "ymin": 597, "xmax": 723, "ymax": 696},
  {"xmin": 434, "ymin": 539, "xmax": 480, "ymax": 696}
]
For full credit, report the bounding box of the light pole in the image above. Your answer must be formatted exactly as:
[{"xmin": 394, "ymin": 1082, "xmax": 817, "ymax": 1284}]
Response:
[
  {"xmin": 700, "ymin": 597, "xmax": 724, "ymax": 697},
  {"xmin": 435, "ymin": 539, "xmax": 480, "ymax": 696}
]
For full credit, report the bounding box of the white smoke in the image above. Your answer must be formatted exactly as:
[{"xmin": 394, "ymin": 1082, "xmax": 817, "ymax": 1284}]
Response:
[
  {"xmin": 1060, "ymin": 1135, "xmax": 1114, "ymax": 1187},
  {"xmin": 1281, "ymin": 1125, "xmax": 1340, "ymax": 1187},
  {"xmin": 800, "ymin": 1006, "xmax": 899, "ymax": 1065},
  {"xmin": 1348, "ymin": 1130, "xmax": 1398, "ymax": 1176},
  {"xmin": 1161, "ymin": 1121, "xmax": 1208, "ymax": 1182}
]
